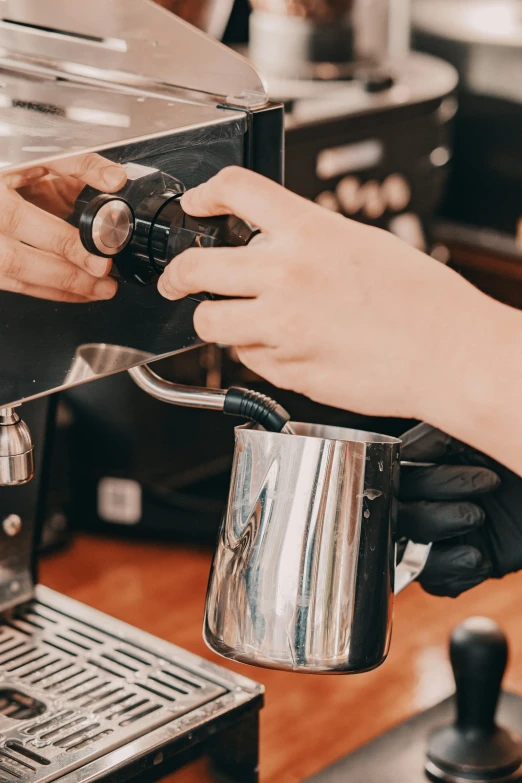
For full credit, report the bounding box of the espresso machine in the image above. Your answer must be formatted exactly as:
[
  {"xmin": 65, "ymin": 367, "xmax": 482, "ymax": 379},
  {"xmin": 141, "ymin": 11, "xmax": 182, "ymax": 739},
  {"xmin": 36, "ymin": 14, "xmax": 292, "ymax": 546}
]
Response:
[{"xmin": 0, "ymin": 0, "xmax": 291, "ymax": 779}]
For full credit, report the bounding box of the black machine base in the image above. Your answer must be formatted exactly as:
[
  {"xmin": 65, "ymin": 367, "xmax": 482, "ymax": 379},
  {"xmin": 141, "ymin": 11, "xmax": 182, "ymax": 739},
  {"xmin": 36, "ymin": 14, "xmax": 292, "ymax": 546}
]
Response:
[{"xmin": 305, "ymin": 693, "xmax": 522, "ymax": 783}]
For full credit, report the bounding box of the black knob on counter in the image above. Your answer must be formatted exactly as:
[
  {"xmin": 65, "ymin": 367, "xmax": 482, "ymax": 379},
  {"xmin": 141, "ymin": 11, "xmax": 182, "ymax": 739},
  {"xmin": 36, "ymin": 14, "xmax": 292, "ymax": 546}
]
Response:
[{"xmin": 426, "ymin": 618, "xmax": 522, "ymax": 782}]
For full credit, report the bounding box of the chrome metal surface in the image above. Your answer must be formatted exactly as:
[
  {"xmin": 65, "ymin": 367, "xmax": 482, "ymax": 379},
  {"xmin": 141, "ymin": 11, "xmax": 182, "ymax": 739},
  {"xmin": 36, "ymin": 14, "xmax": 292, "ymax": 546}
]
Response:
[
  {"xmin": 62, "ymin": 346, "xmax": 155, "ymax": 389},
  {"xmin": 395, "ymin": 540, "xmax": 432, "ymax": 594},
  {"xmin": 0, "ymin": 585, "xmax": 262, "ymax": 783},
  {"xmin": 129, "ymin": 365, "xmax": 296, "ymax": 432},
  {"xmin": 0, "ymin": 0, "xmax": 267, "ymax": 110},
  {"xmin": 0, "ymin": 453, "xmax": 34, "ymax": 488},
  {"xmin": 0, "ymin": 422, "xmax": 36, "ymax": 610},
  {"xmin": 205, "ymin": 422, "xmax": 429, "ymax": 674},
  {"xmin": 0, "ymin": 69, "xmax": 246, "ymax": 175},
  {"xmin": 0, "ymin": 409, "xmax": 34, "ymax": 487},
  {"xmin": 128, "ymin": 364, "xmax": 227, "ymax": 411},
  {"xmin": 413, "ymin": 0, "xmax": 522, "ymax": 103},
  {"xmin": 425, "ymin": 758, "xmax": 522, "ymax": 783},
  {"xmin": 91, "ymin": 201, "xmax": 133, "ymax": 256}
]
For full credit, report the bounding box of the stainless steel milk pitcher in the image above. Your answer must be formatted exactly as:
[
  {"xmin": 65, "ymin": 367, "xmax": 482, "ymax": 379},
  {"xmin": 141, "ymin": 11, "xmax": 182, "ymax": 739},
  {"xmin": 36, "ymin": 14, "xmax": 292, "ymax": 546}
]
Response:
[{"xmin": 204, "ymin": 422, "xmax": 431, "ymax": 674}]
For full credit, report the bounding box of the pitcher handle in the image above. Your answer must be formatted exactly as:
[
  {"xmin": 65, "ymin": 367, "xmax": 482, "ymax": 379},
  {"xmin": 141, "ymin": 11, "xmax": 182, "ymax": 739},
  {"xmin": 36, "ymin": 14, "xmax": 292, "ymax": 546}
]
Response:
[{"xmin": 394, "ymin": 541, "xmax": 432, "ymax": 595}]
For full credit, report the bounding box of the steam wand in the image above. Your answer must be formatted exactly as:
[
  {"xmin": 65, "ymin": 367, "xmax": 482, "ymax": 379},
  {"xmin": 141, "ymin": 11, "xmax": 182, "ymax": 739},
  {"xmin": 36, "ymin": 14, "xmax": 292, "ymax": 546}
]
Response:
[{"xmin": 128, "ymin": 364, "xmax": 294, "ymax": 434}]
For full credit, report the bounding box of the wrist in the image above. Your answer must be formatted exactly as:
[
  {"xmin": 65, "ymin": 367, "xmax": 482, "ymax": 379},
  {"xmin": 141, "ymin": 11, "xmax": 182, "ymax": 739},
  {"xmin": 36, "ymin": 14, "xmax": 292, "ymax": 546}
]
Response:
[{"xmin": 420, "ymin": 284, "xmax": 522, "ymax": 471}]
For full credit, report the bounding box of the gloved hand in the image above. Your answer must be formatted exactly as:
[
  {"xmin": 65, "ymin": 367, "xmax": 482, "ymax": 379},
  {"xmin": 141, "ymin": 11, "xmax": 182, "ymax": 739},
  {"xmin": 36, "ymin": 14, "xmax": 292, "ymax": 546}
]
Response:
[{"xmin": 397, "ymin": 423, "xmax": 522, "ymax": 597}]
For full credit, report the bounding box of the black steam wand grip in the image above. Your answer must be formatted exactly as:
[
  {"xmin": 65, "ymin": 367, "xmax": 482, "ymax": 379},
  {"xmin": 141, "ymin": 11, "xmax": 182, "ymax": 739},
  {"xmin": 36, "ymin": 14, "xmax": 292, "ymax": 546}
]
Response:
[
  {"xmin": 451, "ymin": 617, "xmax": 507, "ymax": 734},
  {"xmin": 224, "ymin": 387, "xmax": 291, "ymax": 433}
]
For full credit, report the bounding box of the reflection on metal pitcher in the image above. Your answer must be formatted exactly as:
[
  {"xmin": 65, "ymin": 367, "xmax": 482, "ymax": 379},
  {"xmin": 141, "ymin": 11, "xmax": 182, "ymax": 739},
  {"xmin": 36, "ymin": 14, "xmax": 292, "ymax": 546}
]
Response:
[{"xmin": 204, "ymin": 422, "xmax": 430, "ymax": 674}]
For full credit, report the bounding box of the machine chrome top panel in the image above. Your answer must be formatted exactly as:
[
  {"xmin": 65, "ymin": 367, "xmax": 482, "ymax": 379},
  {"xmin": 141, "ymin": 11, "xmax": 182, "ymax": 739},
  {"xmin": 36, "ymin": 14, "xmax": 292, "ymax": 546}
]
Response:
[
  {"xmin": 0, "ymin": 0, "xmax": 263, "ymax": 174},
  {"xmin": 0, "ymin": 70, "xmax": 246, "ymax": 174},
  {"xmin": 0, "ymin": 0, "xmax": 268, "ymax": 101}
]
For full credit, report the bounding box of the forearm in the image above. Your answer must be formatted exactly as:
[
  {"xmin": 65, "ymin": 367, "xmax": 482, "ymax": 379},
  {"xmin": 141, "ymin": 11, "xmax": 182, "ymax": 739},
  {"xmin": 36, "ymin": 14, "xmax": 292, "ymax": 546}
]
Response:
[{"xmin": 422, "ymin": 286, "xmax": 522, "ymax": 475}]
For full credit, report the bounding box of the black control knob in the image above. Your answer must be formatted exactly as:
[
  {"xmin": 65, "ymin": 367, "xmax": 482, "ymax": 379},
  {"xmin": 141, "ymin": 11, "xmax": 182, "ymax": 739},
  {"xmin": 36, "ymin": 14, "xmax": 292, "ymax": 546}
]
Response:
[
  {"xmin": 426, "ymin": 618, "xmax": 522, "ymax": 782},
  {"xmin": 147, "ymin": 196, "xmax": 259, "ymax": 274},
  {"xmin": 74, "ymin": 164, "xmax": 259, "ymax": 286}
]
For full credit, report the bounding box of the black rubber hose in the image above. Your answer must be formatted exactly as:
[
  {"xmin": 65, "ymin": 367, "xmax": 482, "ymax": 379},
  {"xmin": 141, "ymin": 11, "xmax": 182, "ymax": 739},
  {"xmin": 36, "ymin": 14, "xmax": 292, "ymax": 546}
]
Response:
[{"xmin": 223, "ymin": 387, "xmax": 291, "ymax": 433}]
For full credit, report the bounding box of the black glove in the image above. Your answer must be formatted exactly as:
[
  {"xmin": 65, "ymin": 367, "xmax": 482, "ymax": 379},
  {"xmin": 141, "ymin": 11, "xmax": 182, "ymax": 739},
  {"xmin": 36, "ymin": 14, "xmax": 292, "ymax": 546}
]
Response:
[{"xmin": 397, "ymin": 423, "xmax": 522, "ymax": 598}]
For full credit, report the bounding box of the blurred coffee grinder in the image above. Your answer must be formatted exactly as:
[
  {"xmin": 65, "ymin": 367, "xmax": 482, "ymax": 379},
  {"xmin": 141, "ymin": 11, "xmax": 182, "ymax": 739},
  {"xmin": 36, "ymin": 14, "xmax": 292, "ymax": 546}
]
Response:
[
  {"xmin": 249, "ymin": 0, "xmax": 403, "ymax": 82},
  {"xmin": 245, "ymin": 0, "xmax": 458, "ymax": 254}
]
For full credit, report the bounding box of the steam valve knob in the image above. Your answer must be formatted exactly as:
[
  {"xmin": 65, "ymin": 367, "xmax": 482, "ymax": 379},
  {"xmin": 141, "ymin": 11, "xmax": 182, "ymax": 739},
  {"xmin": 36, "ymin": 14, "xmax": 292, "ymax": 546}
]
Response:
[
  {"xmin": 426, "ymin": 617, "xmax": 522, "ymax": 782},
  {"xmin": 148, "ymin": 197, "xmax": 259, "ymax": 273}
]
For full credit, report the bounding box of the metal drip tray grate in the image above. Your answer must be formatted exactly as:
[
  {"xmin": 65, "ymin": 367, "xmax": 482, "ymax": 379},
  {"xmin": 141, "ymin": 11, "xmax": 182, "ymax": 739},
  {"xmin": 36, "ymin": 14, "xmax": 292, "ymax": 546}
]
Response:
[{"xmin": 0, "ymin": 587, "xmax": 231, "ymax": 782}]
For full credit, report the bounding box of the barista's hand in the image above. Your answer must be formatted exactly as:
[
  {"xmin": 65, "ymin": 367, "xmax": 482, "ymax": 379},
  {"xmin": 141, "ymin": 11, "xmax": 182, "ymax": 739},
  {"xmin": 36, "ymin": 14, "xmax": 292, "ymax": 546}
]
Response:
[
  {"xmin": 158, "ymin": 167, "xmax": 522, "ymax": 477},
  {"xmin": 157, "ymin": 168, "xmax": 491, "ymax": 424},
  {"xmin": 17, "ymin": 165, "xmax": 87, "ymax": 220},
  {"xmin": 398, "ymin": 423, "xmax": 522, "ymax": 597},
  {"xmin": 0, "ymin": 154, "xmax": 126, "ymax": 302}
]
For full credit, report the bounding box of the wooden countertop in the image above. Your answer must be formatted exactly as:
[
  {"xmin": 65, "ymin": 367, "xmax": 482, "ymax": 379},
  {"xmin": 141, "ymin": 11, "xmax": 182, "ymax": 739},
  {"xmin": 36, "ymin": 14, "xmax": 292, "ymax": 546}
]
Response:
[{"xmin": 40, "ymin": 534, "xmax": 522, "ymax": 783}]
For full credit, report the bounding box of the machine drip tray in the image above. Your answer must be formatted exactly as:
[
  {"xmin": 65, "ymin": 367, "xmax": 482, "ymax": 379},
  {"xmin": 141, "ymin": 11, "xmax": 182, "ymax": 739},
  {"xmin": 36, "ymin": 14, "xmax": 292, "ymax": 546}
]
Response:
[
  {"xmin": 0, "ymin": 586, "xmax": 262, "ymax": 782},
  {"xmin": 306, "ymin": 692, "xmax": 522, "ymax": 783}
]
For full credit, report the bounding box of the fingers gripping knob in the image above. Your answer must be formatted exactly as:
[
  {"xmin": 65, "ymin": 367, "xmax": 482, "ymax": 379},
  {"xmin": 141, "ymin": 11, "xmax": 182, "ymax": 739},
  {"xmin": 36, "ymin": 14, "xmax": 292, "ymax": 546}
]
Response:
[
  {"xmin": 426, "ymin": 618, "xmax": 522, "ymax": 782},
  {"xmin": 74, "ymin": 168, "xmax": 258, "ymax": 285},
  {"xmin": 79, "ymin": 195, "xmax": 134, "ymax": 258}
]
